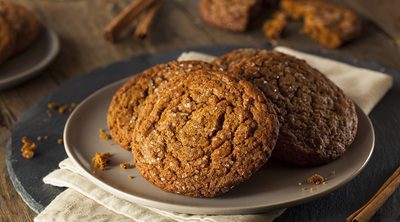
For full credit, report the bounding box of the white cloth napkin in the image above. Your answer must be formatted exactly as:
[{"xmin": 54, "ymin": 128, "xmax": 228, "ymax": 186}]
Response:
[{"xmin": 35, "ymin": 47, "xmax": 393, "ymax": 222}]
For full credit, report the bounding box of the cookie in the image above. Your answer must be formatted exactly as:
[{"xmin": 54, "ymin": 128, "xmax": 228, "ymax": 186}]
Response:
[
  {"xmin": 199, "ymin": 0, "xmax": 261, "ymax": 32},
  {"xmin": 0, "ymin": 15, "xmax": 14, "ymax": 64},
  {"xmin": 132, "ymin": 69, "xmax": 279, "ymax": 197},
  {"xmin": 281, "ymin": 0, "xmax": 361, "ymax": 48},
  {"xmin": 107, "ymin": 61, "xmax": 214, "ymax": 150},
  {"xmin": 0, "ymin": 0, "xmax": 41, "ymax": 56},
  {"xmin": 213, "ymin": 49, "xmax": 358, "ymax": 166}
]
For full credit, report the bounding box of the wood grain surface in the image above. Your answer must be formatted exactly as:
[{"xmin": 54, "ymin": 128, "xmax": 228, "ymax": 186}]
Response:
[{"xmin": 0, "ymin": 0, "xmax": 399, "ymax": 221}]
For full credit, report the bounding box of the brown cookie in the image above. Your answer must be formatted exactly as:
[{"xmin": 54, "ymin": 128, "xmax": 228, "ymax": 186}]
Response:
[
  {"xmin": 0, "ymin": 15, "xmax": 14, "ymax": 64},
  {"xmin": 213, "ymin": 49, "xmax": 358, "ymax": 166},
  {"xmin": 199, "ymin": 0, "xmax": 261, "ymax": 32},
  {"xmin": 107, "ymin": 61, "xmax": 214, "ymax": 150},
  {"xmin": 281, "ymin": 0, "xmax": 361, "ymax": 48},
  {"xmin": 0, "ymin": 0, "xmax": 41, "ymax": 56},
  {"xmin": 132, "ymin": 69, "xmax": 279, "ymax": 197}
]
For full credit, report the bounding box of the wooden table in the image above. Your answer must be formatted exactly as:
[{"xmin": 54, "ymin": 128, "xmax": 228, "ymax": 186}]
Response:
[{"xmin": 1, "ymin": 0, "xmax": 399, "ymax": 221}]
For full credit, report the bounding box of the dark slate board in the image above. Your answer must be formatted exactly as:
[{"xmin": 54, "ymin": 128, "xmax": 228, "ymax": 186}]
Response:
[{"xmin": 6, "ymin": 45, "xmax": 400, "ymax": 221}]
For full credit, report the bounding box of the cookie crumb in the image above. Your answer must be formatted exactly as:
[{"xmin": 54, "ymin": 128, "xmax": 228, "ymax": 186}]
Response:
[
  {"xmin": 92, "ymin": 152, "xmax": 112, "ymax": 171},
  {"xmin": 298, "ymin": 182, "xmax": 302, "ymax": 186},
  {"xmin": 128, "ymin": 175, "xmax": 135, "ymax": 179},
  {"xmin": 69, "ymin": 103, "xmax": 77, "ymax": 112},
  {"xmin": 57, "ymin": 138, "xmax": 63, "ymax": 145},
  {"xmin": 120, "ymin": 162, "xmax": 134, "ymax": 169},
  {"xmin": 330, "ymin": 170, "xmax": 336, "ymax": 176},
  {"xmin": 37, "ymin": 136, "xmax": 47, "ymax": 141},
  {"xmin": 48, "ymin": 102, "xmax": 77, "ymax": 114},
  {"xmin": 21, "ymin": 136, "xmax": 37, "ymax": 159},
  {"xmin": 99, "ymin": 128, "xmax": 111, "ymax": 140},
  {"xmin": 305, "ymin": 174, "xmax": 325, "ymax": 185},
  {"xmin": 47, "ymin": 102, "xmax": 60, "ymax": 110},
  {"xmin": 58, "ymin": 105, "xmax": 68, "ymax": 114}
]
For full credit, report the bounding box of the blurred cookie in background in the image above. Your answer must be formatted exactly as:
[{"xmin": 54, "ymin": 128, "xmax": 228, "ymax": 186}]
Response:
[
  {"xmin": 0, "ymin": 14, "xmax": 14, "ymax": 64},
  {"xmin": 199, "ymin": 0, "xmax": 263, "ymax": 32},
  {"xmin": 0, "ymin": 0, "xmax": 41, "ymax": 64},
  {"xmin": 279, "ymin": 0, "xmax": 362, "ymax": 48}
]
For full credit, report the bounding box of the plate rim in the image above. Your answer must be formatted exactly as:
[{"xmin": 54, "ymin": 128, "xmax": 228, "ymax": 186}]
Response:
[
  {"xmin": 64, "ymin": 78, "xmax": 375, "ymax": 215},
  {"xmin": 0, "ymin": 27, "xmax": 60, "ymax": 90}
]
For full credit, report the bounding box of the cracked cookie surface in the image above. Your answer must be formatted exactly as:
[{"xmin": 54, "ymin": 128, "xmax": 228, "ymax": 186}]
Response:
[
  {"xmin": 107, "ymin": 61, "xmax": 214, "ymax": 150},
  {"xmin": 213, "ymin": 49, "xmax": 358, "ymax": 166},
  {"xmin": 132, "ymin": 69, "xmax": 279, "ymax": 197}
]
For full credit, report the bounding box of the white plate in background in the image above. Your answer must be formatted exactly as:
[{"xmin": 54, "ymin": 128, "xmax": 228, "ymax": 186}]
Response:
[{"xmin": 0, "ymin": 27, "xmax": 59, "ymax": 90}]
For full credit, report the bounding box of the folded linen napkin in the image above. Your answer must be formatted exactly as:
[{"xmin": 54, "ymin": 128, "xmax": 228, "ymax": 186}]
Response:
[
  {"xmin": 36, "ymin": 159, "xmax": 283, "ymax": 222},
  {"xmin": 35, "ymin": 47, "xmax": 393, "ymax": 222}
]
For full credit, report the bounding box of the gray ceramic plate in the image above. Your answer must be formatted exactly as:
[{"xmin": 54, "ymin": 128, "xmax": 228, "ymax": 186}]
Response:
[
  {"xmin": 0, "ymin": 27, "xmax": 59, "ymax": 90},
  {"xmin": 64, "ymin": 78, "xmax": 375, "ymax": 215}
]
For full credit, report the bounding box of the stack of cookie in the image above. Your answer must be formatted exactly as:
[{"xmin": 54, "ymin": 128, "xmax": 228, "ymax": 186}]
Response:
[
  {"xmin": 0, "ymin": 0, "xmax": 41, "ymax": 65},
  {"xmin": 107, "ymin": 49, "xmax": 358, "ymax": 197}
]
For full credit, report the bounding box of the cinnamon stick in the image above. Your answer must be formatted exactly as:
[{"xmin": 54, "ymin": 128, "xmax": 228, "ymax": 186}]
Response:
[
  {"xmin": 346, "ymin": 166, "xmax": 400, "ymax": 222},
  {"xmin": 134, "ymin": 0, "xmax": 162, "ymax": 39},
  {"xmin": 103, "ymin": 0, "xmax": 155, "ymax": 42}
]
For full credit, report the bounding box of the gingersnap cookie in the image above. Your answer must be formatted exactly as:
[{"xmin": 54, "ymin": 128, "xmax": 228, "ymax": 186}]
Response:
[
  {"xmin": 0, "ymin": 15, "xmax": 14, "ymax": 64},
  {"xmin": 199, "ymin": 0, "xmax": 261, "ymax": 32},
  {"xmin": 132, "ymin": 69, "xmax": 279, "ymax": 197},
  {"xmin": 281, "ymin": 0, "xmax": 361, "ymax": 48},
  {"xmin": 107, "ymin": 61, "xmax": 214, "ymax": 150},
  {"xmin": 0, "ymin": 0, "xmax": 41, "ymax": 56},
  {"xmin": 213, "ymin": 49, "xmax": 358, "ymax": 166}
]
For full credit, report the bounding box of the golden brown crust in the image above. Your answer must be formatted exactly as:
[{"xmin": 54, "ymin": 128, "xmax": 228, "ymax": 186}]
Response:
[
  {"xmin": 0, "ymin": 0, "xmax": 41, "ymax": 55},
  {"xmin": 199, "ymin": 0, "xmax": 260, "ymax": 32},
  {"xmin": 213, "ymin": 49, "xmax": 358, "ymax": 166},
  {"xmin": 107, "ymin": 61, "xmax": 215, "ymax": 150},
  {"xmin": 132, "ymin": 69, "xmax": 279, "ymax": 197}
]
